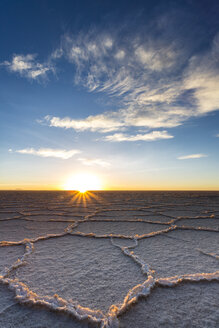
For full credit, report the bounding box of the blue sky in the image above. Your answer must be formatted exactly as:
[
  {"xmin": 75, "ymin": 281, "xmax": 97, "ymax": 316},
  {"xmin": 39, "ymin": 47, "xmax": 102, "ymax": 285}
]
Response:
[{"xmin": 0, "ymin": 0, "xmax": 219, "ymax": 190}]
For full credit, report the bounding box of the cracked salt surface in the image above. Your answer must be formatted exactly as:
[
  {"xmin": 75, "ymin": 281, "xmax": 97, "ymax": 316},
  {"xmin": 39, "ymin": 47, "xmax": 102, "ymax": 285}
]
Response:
[
  {"xmin": 0, "ymin": 285, "xmax": 93, "ymax": 328},
  {"xmin": 74, "ymin": 221, "xmax": 166, "ymax": 238},
  {"xmin": 0, "ymin": 220, "xmax": 69, "ymax": 242},
  {"xmin": 0, "ymin": 191, "xmax": 218, "ymax": 327},
  {"xmin": 176, "ymin": 218, "xmax": 219, "ymax": 230},
  {"xmin": 15, "ymin": 235, "xmax": 146, "ymax": 313}
]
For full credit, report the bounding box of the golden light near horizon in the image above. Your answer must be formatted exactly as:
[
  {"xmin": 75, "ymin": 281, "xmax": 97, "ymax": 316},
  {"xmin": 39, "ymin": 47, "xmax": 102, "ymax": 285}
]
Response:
[{"xmin": 63, "ymin": 173, "xmax": 102, "ymax": 192}]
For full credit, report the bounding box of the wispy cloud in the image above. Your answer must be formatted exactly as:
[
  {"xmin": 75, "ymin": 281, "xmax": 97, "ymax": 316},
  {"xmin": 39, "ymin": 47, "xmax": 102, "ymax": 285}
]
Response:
[
  {"xmin": 135, "ymin": 44, "xmax": 177, "ymax": 71},
  {"xmin": 1, "ymin": 54, "xmax": 54, "ymax": 80},
  {"xmin": 44, "ymin": 108, "xmax": 182, "ymax": 133},
  {"xmin": 177, "ymin": 154, "xmax": 207, "ymax": 160},
  {"xmin": 14, "ymin": 148, "xmax": 81, "ymax": 159},
  {"xmin": 63, "ymin": 31, "xmax": 181, "ymax": 99},
  {"xmin": 104, "ymin": 130, "xmax": 174, "ymax": 142},
  {"xmin": 42, "ymin": 28, "xmax": 219, "ymax": 136},
  {"xmin": 78, "ymin": 157, "xmax": 111, "ymax": 167},
  {"xmin": 4, "ymin": 17, "xmax": 219, "ymax": 138}
]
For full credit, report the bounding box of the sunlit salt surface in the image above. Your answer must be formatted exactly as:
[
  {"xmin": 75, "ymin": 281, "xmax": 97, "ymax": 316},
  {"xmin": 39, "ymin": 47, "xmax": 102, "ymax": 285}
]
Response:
[{"xmin": 0, "ymin": 191, "xmax": 218, "ymax": 327}]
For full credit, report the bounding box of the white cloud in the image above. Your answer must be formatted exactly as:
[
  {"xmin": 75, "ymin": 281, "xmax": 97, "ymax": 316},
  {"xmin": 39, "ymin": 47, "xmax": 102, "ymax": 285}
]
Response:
[
  {"xmin": 14, "ymin": 148, "xmax": 81, "ymax": 159},
  {"xmin": 2, "ymin": 54, "xmax": 54, "ymax": 80},
  {"xmin": 42, "ymin": 30, "xmax": 218, "ymax": 137},
  {"xmin": 183, "ymin": 33, "xmax": 219, "ymax": 114},
  {"xmin": 104, "ymin": 130, "xmax": 174, "ymax": 142},
  {"xmin": 216, "ymin": 134, "xmax": 219, "ymax": 138},
  {"xmin": 177, "ymin": 154, "xmax": 207, "ymax": 160},
  {"xmin": 50, "ymin": 48, "xmax": 63, "ymax": 59},
  {"xmin": 103, "ymin": 37, "xmax": 113, "ymax": 49},
  {"xmin": 135, "ymin": 44, "xmax": 177, "ymax": 71},
  {"xmin": 44, "ymin": 105, "xmax": 185, "ymax": 133},
  {"xmin": 115, "ymin": 50, "xmax": 125, "ymax": 60},
  {"xmin": 184, "ymin": 63, "xmax": 219, "ymax": 114},
  {"xmin": 3, "ymin": 29, "xmax": 217, "ymax": 140},
  {"xmin": 45, "ymin": 115, "xmax": 124, "ymax": 132},
  {"xmin": 78, "ymin": 157, "xmax": 111, "ymax": 167}
]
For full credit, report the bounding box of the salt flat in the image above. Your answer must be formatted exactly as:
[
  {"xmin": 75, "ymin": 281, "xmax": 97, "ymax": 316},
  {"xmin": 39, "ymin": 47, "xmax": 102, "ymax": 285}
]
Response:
[{"xmin": 0, "ymin": 191, "xmax": 218, "ymax": 327}]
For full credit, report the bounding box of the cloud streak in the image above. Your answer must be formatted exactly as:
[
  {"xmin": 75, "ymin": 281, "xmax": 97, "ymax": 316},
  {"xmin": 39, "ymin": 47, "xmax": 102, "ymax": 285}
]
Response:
[
  {"xmin": 104, "ymin": 130, "xmax": 174, "ymax": 142},
  {"xmin": 78, "ymin": 157, "xmax": 111, "ymax": 167},
  {"xmin": 14, "ymin": 148, "xmax": 81, "ymax": 159},
  {"xmin": 177, "ymin": 154, "xmax": 207, "ymax": 160},
  {"xmin": 45, "ymin": 115, "xmax": 124, "ymax": 133}
]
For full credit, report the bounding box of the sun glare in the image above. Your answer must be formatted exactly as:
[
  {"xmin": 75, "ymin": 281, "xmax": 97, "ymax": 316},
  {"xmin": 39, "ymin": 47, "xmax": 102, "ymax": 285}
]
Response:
[{"xmin": 64, "ymin": 173, "xmax": 102, "ymax": 192}]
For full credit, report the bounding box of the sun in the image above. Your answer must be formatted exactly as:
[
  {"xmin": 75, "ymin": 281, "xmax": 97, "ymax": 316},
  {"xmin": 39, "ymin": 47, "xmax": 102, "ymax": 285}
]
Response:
[{"xmin": 63, "ymin": 173, "xmax": 102, "ymax": 192}]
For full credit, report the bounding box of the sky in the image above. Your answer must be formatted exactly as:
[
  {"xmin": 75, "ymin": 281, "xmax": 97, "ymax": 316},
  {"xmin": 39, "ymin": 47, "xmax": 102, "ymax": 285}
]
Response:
[{"xmin": 0, "ymin": 0, "xmax": 219, "ymax": 190}]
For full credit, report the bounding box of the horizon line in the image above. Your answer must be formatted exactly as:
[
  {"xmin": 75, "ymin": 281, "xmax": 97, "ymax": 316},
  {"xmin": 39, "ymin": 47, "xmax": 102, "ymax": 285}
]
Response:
[{"xmin": 0, "ymin": 189, "xmax": 219, "ymax": 192}]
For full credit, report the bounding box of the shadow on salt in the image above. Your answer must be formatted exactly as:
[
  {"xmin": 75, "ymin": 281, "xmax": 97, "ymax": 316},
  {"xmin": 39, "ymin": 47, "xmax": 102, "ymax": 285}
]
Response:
[{"xmin": 119, "ymin": 281, "xmax": 219, "ymax": 328}]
